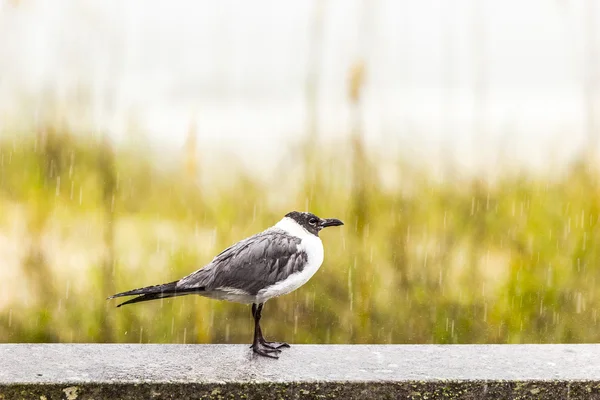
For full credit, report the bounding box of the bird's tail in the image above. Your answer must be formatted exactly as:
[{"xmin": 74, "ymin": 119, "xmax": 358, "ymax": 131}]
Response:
[{"xmin": 107, "ymin": 281, "xmax": 204, "ymax": 307}]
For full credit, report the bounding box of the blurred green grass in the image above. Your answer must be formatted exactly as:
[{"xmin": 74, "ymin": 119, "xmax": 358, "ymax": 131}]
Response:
[{"xmin": 1, "ymin": 122, "xmax": 600, "ymax": 345}]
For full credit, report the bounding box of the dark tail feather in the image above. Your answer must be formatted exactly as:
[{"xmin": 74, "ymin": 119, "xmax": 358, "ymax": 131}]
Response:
[
  {"xmin": 107, "ymin": 281, "xmax": 205, "ymax": 307},
  {"xmin": 115, "ymin": 291, "xmax": 184, "ymax": 307},
  {"xmin": 108, "ymin": 281, "xmax": 179, "ymax": 299}
]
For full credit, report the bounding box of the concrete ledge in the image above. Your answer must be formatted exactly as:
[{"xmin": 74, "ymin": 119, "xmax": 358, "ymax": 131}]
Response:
[{"xmin": 2, "ymin": 344, "xmax": 600, "ymax": 399}]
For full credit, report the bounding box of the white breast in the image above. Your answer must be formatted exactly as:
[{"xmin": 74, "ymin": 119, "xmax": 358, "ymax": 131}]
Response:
[{"xmin": 256, "ymin": 217, "xmax": 324, "ymax": 303}]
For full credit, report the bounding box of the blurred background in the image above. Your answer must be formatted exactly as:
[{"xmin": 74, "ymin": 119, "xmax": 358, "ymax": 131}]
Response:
[{"xmin": 1, "ymin": 0, "xmax": 600, "ymax": 344}]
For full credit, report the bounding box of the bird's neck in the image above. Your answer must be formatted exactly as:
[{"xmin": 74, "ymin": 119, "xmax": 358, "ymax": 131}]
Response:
[{"xmin": 274, "ymin": 217, "xmax": 313, "ymax": 239}]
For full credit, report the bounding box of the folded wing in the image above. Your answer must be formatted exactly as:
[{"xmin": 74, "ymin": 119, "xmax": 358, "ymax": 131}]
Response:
[{"xmin": 177, "ymin": 229, "xmax": 307, "ymax": 296}]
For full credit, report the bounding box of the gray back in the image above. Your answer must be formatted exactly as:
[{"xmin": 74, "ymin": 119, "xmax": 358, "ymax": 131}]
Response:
[{"xmin": 177, "ymin": 228, "xmax": 307, "ymax": 295}]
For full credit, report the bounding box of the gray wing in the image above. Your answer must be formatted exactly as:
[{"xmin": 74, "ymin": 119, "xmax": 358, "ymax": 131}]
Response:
[{"xmin": 177, "ymin": 229, "xmax": 307, "ymax": 295}]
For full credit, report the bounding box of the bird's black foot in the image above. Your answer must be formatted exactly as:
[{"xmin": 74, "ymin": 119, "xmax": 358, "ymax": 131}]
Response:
[
  {"xmin": 251, "ymin": 343, "xmax": 281, "ymax": 359},
  {"xmin": 260, "ymin": 339, "xmax": 290, "ymax": 349}
]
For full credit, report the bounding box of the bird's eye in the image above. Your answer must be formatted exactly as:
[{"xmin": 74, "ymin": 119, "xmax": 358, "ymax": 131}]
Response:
[{"xmin": 309, "ymin": 218, "xmax": 317, "ymax": 225}]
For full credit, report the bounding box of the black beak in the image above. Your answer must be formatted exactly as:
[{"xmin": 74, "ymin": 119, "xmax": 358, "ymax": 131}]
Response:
[{"xmin": 320, "ymin": 218, "xmax": 344, "ymax": 228}]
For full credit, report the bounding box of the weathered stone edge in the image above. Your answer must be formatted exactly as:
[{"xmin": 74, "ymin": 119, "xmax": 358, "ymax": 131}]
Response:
[{"xmin": 3, "ymin": 380, "xmax": 600, "ymax": 400}]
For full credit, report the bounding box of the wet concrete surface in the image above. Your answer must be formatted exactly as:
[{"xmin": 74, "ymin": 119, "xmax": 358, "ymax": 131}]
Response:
[{"xmin": 2, "ymin": 344, "xmax": 600, "ymax": 399}]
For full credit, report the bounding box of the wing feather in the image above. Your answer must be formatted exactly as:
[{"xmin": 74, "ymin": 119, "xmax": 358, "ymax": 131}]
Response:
[{"xmin": 177, "ymin": 229, "xmax": 307, "ymax": 295}]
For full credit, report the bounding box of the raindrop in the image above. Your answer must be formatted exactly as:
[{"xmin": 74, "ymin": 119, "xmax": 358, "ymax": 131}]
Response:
[
  {"xmin": 8, "ymin": 309, "xmax": 12, "ymax": 328},
  {"xmin": 348, "ymin": 260, "xmax": 353, "ymax": 312},
  {"xmin": 68, "ymin": 151, "xmax": 74, "ymax": 178},
  {"xmin": 294, "ymin": 314, "xmax": 298, "ymax": 335},
  {"xmin": 65, "ymin": 280, "xmax": 70, "ymax": 300}
]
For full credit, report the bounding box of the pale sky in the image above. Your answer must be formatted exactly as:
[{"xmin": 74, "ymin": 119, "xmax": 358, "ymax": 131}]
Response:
[{"xmin": 0, "ymin": 0, "xmax": 598, "ymax": 173}]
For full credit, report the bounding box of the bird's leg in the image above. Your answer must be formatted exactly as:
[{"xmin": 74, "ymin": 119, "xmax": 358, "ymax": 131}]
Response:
[
  {"xmin": 255, "ymin": 303, "xmax": 290, "ymax": 350},
  {"xmin": 250, "ymin": 303, "xmax": 280, "ymax": 358}
]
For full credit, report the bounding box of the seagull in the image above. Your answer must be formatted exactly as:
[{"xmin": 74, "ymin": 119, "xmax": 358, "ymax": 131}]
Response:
[{"xmin": 108, "ymin": 211, "xmax": 343, "ymax": 358}]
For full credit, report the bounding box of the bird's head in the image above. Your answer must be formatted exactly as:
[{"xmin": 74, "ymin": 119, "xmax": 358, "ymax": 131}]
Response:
[{"xmin": 284, "ymin": 211, "xmax": 344, "ymax": 236}]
